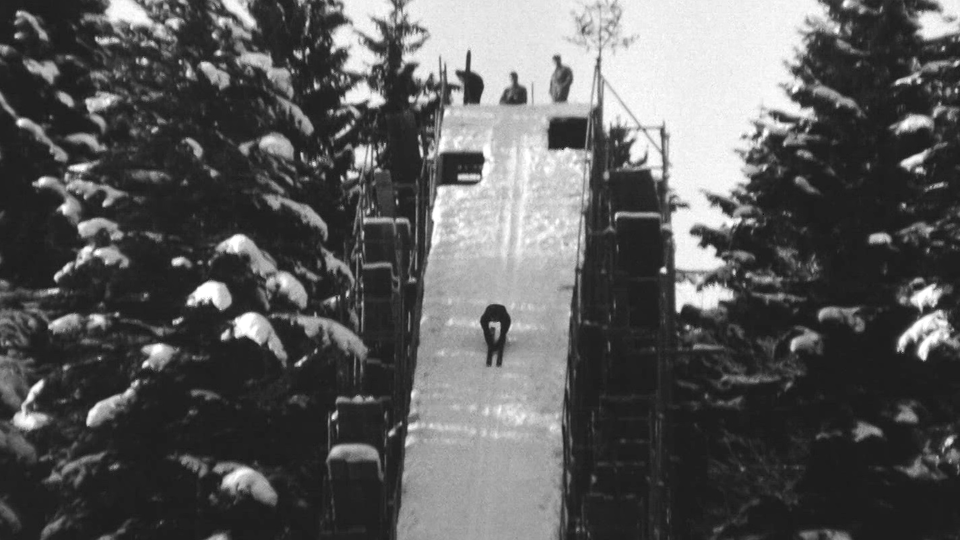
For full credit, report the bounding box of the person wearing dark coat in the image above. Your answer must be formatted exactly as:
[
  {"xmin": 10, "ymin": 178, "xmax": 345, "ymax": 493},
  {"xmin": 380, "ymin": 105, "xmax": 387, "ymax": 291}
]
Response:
[
  {"xmin": 480, "ymin": 304, "xmax": 511, "ymax": 367},
  {"xmin": 456, "ymin": 69, "xmax": 484, "ymax": 104},
  {"xmin": 499, "ymin": 72, "xmax": 528, "ymax": 105},
  {"xmin": 456, "ymin": 50, "xmax": 484, "ymax": 104}
]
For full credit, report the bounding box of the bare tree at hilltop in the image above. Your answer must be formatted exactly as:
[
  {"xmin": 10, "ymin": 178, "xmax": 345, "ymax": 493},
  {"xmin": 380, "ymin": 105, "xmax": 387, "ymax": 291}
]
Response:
[{"xmin": 566, "ymin": 0, "xmax": 638, "ymax": 63}]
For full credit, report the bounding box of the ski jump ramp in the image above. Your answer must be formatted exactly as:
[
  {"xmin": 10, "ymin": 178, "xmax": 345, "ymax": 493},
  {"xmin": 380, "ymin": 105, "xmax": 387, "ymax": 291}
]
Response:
[{"xmin": 399, "ymin": 104, "xmax": 591, "ymax": 540}]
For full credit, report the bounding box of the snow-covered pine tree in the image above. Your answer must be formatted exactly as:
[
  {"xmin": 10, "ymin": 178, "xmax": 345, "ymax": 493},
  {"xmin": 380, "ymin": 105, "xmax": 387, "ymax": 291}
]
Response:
[
  {"xmin": 681, "ymin": 1, "xmax": 960, "ymax": 537},
  {"xmin": 0, "ymin": 0, "xmax": 365, "ymax": 537},
  {"xmin": 0, "ymin": 4, "xmax": 112, "ymax": 537},
  {"xmin": 900, "ymin": 16, "xmax": 960, "ymax": 289},
  {"xmin": 0, "ymin": 0, "xmax": 107, "ymax": 286},
  {"xmin": 88, "ymin": 0, "xmax": 352, "ymax": 314},
  {"xmin": 251, "ymin": 0, "xmax": 362, "ymax": 160},
  {"xmin": 694, "ymin": 0, "xmax": 939, "ymax": 326}
]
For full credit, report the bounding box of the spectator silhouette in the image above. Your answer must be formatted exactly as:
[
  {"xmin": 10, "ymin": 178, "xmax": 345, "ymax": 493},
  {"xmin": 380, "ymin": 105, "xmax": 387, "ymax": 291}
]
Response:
[
  {"xmin": 455, "ymin": 50, "xmax": 484, "ymax": 105},
  {"xmin": 499, "ymin": 72, "xmax": 528, "ymax": 105},
  {"xmin": 549, "ymin": 54, "xmax": 573, "ymax": 103}
]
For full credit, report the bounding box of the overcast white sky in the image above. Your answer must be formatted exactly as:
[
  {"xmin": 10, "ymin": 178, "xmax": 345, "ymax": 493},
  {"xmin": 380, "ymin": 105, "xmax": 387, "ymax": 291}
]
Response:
[{"xmin": 109, "ymin": 0, "xmax": 960, "ymax": 269}]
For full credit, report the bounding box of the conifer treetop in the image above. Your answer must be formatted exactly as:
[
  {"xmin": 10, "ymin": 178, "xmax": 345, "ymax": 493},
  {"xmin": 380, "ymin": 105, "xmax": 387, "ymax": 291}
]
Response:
[{"xmin": 356, "ymin": 0, "xmax": 429, "ymax": 111}]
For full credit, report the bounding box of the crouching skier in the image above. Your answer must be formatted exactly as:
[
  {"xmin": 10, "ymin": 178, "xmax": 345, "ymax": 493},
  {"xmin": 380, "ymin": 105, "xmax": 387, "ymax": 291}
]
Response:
[{"xmin": 480, "ymin": 304, "xmax": 511, "ymax": 367}]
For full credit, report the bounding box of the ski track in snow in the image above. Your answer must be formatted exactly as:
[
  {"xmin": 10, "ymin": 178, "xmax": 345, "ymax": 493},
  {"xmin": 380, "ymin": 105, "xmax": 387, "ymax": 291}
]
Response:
[{"xmin": 398, "ymin": 105, "xmax": 589, "ymax": 540}]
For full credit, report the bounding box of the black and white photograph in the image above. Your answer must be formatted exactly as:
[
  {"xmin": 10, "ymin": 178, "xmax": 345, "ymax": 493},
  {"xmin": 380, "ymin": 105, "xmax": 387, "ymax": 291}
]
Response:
[{"xmin": 2, "ymin": 0, "xmax": 960, "ymax": 539}]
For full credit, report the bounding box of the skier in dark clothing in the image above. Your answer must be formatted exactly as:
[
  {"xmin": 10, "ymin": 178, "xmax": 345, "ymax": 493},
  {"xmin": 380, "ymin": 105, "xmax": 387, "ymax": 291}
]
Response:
[{"xmin": 480, "ymin": 304, "xmax": 511, "ymax": 367}]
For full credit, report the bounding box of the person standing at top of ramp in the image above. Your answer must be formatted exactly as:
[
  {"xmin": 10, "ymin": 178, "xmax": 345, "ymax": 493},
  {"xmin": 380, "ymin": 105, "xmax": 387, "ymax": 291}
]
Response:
[
  {"xmin": 499, "ymin": 72, "xmax": 528, "ymax": 105},
  {"xmin": 456, "ymin": 69, "xmax": 484, "ymax": 104},
  {"xmin": 480, "ymin": 304, "xmax": 511, "ymax": 367},
  {"xmin": 549, "ymin": 54, "xmax": 573, "ymax": 103},
  {"xmin": 455, "ymin": 50, "xmax": 484, "ymax": 105}
]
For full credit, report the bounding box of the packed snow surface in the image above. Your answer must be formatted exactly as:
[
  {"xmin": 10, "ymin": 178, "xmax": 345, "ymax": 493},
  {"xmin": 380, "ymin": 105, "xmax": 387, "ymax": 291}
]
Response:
[{"xmin": 398, "ymin": 104, "xmax": 589, "ymax": 540}]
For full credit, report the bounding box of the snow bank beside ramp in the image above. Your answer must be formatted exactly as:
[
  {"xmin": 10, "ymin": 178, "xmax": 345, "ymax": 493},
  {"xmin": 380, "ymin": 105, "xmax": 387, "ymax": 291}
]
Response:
[{"xmin": 398, "ymin": 104, "xmax": 589, "ymax": 540}]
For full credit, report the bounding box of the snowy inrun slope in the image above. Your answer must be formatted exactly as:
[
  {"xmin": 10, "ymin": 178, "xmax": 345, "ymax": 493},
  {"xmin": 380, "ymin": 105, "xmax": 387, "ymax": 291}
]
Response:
[{"xmin": 398, "ymin": 104, "xmax": 590, "ymax": 540}]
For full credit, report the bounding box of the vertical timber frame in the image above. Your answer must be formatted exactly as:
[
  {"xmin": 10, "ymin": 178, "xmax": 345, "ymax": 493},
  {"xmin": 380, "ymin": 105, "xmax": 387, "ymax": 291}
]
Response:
[
  {"xmin": 322, "ymin": 62, "xmax": 447, "ymax": 540},
  {"xmin": 652, "ymin": 124, "xmax": 675, "ymax": 540},
  {"xmin": 601, "ymin": 76, "xmax": 677, "ymax": 540},
  {"xmin": 560, "ymin": 59, "xmax": 603, "ymax": 540},
  {"xmin": 560, "ymin": 61, "xmax": 677, "ymax": 539}
]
